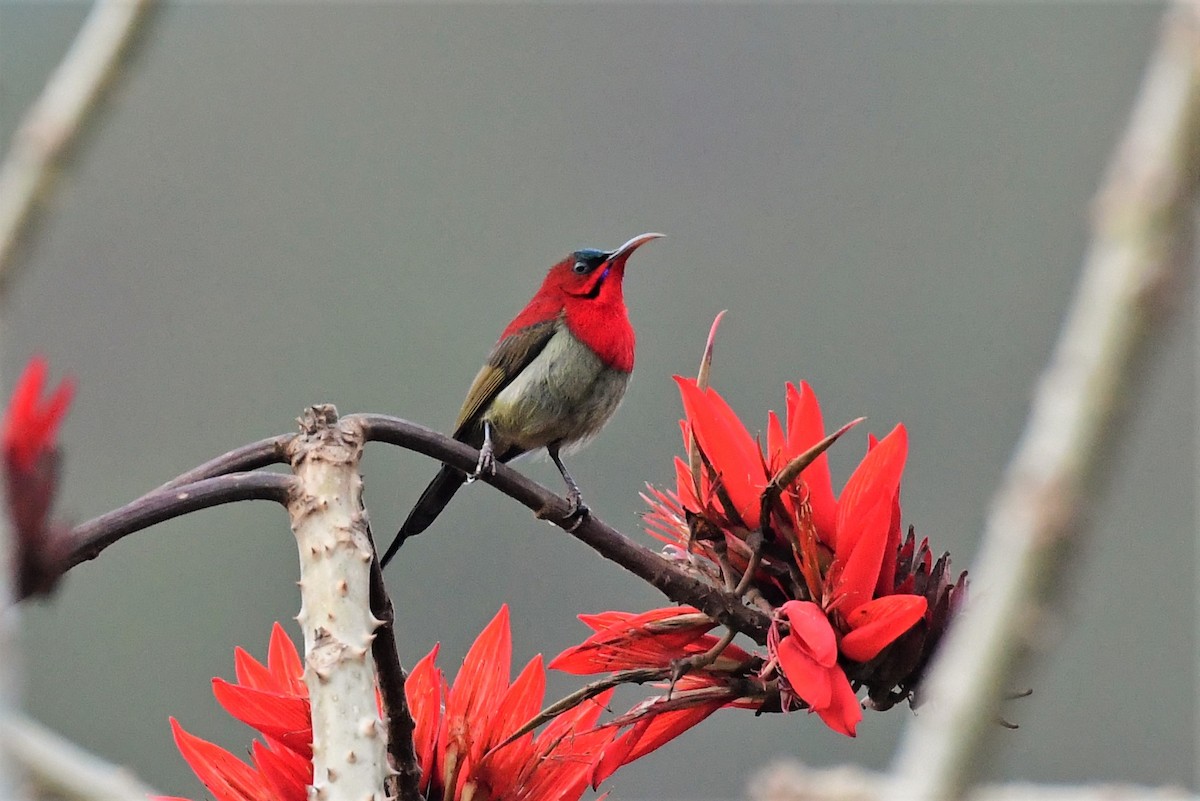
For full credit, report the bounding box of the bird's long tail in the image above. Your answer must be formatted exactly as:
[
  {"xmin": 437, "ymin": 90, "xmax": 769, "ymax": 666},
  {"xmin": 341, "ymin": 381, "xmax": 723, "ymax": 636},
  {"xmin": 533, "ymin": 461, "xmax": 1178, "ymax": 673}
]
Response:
[{"xmin": 380, "ymin": 464, "xmax": 467, "ymax": 567}]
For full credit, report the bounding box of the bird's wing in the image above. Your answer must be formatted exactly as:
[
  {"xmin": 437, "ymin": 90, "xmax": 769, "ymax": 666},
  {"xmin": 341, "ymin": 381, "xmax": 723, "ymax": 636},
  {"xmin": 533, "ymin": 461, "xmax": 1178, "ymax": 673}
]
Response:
[{"xmin": 452, "ymin": 316, "xmax": 560, "ymax": 438}]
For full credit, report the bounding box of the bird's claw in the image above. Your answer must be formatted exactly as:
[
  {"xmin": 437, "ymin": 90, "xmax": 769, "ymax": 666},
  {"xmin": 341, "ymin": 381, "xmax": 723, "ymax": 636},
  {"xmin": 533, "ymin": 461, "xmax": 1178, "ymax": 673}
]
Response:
[
  {"xmin": 467, "ymin": 446, "xmax": 496, "ymax": 484},
  {"xmin": 563, "ymin": 491, "xmax": 589, "ymax": 532},
  {"xmin": 536, "ymin": 491, "xmax": 589, "ymax": 530}
]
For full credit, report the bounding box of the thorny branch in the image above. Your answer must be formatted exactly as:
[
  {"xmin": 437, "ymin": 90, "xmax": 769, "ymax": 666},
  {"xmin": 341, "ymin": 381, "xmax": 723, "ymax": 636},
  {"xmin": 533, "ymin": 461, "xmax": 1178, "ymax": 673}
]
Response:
[{"xmin": 285, "ymin": 407, "xmax": 390, "ymax": 801}]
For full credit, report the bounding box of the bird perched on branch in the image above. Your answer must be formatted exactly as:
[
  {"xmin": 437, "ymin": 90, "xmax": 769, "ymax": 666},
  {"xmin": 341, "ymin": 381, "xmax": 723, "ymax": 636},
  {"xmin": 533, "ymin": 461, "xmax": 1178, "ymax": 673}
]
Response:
[{"xmin": 380, "ymin": 233, "xmax": 663, "ymax": 568}]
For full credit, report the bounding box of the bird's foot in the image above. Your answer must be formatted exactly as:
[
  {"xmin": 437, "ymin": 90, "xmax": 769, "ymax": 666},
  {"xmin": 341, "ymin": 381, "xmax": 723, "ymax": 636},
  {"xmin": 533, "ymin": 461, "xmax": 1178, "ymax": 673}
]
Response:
[
  {"xmin": 563, "ymin": 488, "xmax": 590, "ymax": 532},
  {"xmin": 533, "ymin": 489, "xmax": 589, "ymax": 531},
  {"xmin": 467, "ymin": 442, "xmax": 496, "ymax": 484}
]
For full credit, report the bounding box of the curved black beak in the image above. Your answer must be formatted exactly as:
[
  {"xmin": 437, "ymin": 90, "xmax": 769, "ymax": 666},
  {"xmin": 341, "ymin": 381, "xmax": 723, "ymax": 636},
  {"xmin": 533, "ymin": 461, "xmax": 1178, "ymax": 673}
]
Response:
[{"xmin": 608, "ymin": 232, "xmax": 665, "ymax": 262}]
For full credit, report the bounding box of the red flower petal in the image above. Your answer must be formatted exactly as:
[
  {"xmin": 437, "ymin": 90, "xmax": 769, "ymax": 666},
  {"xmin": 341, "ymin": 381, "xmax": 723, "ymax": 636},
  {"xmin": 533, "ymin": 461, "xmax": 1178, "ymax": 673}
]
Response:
[
  {"xmin": 785, "ymin": 382, "xmax": 836, "ymax": 543},
  {"xmin": 766, "ymin": 410, "xmax": 786, "ymax": 473},
  {"xmin": 551, "ymin": 607, "xmax": 714, "ymax": 674},
  {"xmin": 405, "ymin": 644, "xmax": 445, "ymax": 794},
  {"xmin": 526, "ymin": 689, "xmax": 616, "ymax": 800},
  {"xmin": 233, "ymin": 647, "xmax": 276, "ymax": 692},
  {"xmin": 826, "ymin": 497, "xmax": 893, "ymax": 615},
  {"xmin": 874, "ymin": 490, "xmax": 903, "ymax": 598},
  {"xmin": 540, "ymin": 685, "xmax": 613, "ymax": 747},
  {"xmin": 2, "ymin": 357, "xmax": 74, "ymax": 473},
  {"xmin": 251, "ymin": 740, "xmax": 308, "ymax": 801},
  {"xmin": 813, "ymin": 668, "xmax": 862, "ymax": 737},
  {"xmin": 521, "ymin": 729, "xmax": 616, "ymax": 801},
  {"xmin": 780, "ymin": 601, "xmax": 837, "ymax": 667},
  {"xmin": 673, "ymin": 455, "xmax": 702, "ymax": 510},
  {"xmin": 267, "ymin": 623, "xmax": 306, "ymax": 696},
  {"xmin": 674, "ymin": 377, "xmax": 764, "ymax": 528},
  {"xmin": 592, "ymin": 701, "xmax": 723, "ymax": 786},
  {"xmin": 840, "ymin": 594, "xmax": 928, "ymax": 663},
  {"xmin": 169, "ymin": 718, "xmax": 273, "ymax": 801},
  {"xmin": 576, "ymin": 606, "xmax": 698, "ymax": 634},
  {"xmin": 480, "ymin": 655, "xmax": 545, "ymax": 780},
  {"xmin": 439, "ymin": 606, "xmax": 512, "ymax": 786},
  {"xmin": 776, "ymin": 635, "xmax": 833, "ymax": 710},
  {"xmin": 212, "ymin": 679, "xmax": 312, "ymax": 758},
  {"xmin": 834, "ymin": 424, "xmax": 907, "ymax": 563}
]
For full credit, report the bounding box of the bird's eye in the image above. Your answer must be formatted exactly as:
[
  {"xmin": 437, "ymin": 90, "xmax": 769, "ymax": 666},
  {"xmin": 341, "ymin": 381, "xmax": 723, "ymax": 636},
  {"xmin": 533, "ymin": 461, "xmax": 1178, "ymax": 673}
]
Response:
[{"xmin": 571, "ymin": 249, "xmax": 609, "ymax": 275}]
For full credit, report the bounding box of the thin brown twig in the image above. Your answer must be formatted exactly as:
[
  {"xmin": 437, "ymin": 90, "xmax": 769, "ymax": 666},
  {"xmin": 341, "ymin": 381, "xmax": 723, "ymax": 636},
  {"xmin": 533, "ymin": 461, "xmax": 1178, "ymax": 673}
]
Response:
[
  {"xmin": 606, "ymin": 683, "xmax": 761, "ymax": 728},
  {"xmin": 366, "ymin": 535, "xmax": 423, "ymax": 801},
  {"xmin": 732, "ymin": 530, "xmax": 764, "ymax": 597},
  {"xmin": 491, "ymin": 667, "xmax": 673, "ymax": 753},
  {"xmin": 711, "ymin": 539, "xmax": 740, "ymax": 592},
  {"xmin": 154, "ymin": 434, "xmax": 291, "ymax": 492},
  {"xmin": 669, "ymin": 626, "xmax": 739, "ymax": 697},
  {"xmin": 758, "ymin": 417, "xmax": 863, "ymax": 529},
  {"xmin": 60, "ymin": 472, "xmax": 293, "ymax": 576},
  {"xmin": 888, "ymin": 3, "xmax": 1200, "ymax": 798}
]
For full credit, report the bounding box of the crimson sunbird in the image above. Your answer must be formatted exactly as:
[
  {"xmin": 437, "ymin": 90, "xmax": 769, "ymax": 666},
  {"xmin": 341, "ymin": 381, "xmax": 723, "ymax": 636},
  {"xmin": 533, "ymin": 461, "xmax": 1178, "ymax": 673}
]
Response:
[{"xmin": 380, "ymin": 233, "xmax": 663, "ymax": 567}]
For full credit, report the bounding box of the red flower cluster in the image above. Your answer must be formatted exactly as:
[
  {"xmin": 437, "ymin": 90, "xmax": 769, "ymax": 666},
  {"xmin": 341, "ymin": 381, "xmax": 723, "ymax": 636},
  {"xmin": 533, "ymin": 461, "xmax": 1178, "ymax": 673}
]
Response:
[
  {"xmin": 2, "ymin": 356, "xmax": 74, "ymax": 598},
  {"xmin": 165, "ymin": 608, "xmax": 628, "ymax": 801},
  {"xmin": 565, "ymin": 318, "xmax": 966, "ymax": 739}
]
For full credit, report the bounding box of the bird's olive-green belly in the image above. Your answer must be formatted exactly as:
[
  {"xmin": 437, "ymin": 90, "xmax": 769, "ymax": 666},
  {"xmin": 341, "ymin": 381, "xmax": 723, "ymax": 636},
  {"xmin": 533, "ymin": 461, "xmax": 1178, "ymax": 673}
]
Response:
[{"xmin": 485, "ymin": 327, "xmax": 629, "ymax": 454}]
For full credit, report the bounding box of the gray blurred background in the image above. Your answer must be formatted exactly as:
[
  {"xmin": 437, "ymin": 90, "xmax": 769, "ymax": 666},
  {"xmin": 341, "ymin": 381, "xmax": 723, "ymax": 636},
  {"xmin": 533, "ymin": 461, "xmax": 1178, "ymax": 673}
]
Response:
[{"xmin": 1, "ymin": 4, "xmax": 1193, "ymax": 799}]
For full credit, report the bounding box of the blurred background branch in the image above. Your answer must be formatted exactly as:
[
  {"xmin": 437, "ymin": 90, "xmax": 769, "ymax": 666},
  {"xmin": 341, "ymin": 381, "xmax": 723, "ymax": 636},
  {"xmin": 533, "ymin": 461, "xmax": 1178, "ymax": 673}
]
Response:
[
  {"xmin": 888, "ymin": 2, "xmax": 1200, "ymax": 798},
  {"xmin": 2, "ymin": 713, "xmax": 158, "ymax": 801},
  {"xmin": 0, "ymin": 0, "xmax": 156, "ymax": 296}
]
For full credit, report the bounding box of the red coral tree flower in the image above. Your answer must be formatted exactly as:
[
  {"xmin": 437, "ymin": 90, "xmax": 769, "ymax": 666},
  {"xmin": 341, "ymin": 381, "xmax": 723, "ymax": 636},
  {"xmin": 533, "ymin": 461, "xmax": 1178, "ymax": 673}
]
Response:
[
  {"xmin": 767, "ymin": 600, "xmax": 861, "ymax": 736},
  {"xmin": 571, "ymin": 316, "xmax": 966, "ymax": 744},
  {"xmin": 2, "ymin": 356, "xmax": 74, "ymax": 598},
  {"xmin": 645, "ymin": 377, "xmax": 938, "ymax": 736}
]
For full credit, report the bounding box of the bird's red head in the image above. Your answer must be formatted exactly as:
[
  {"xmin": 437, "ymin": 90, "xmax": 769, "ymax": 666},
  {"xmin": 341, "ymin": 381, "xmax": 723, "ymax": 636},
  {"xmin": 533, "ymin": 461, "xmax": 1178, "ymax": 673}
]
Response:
[
  {"xmin": 502, "ymin": 234, "xmax": 663, "ymax": 374},
  {"xmin": 542, "ymin": 232, "xmax": 664, "ymax": 304}
]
